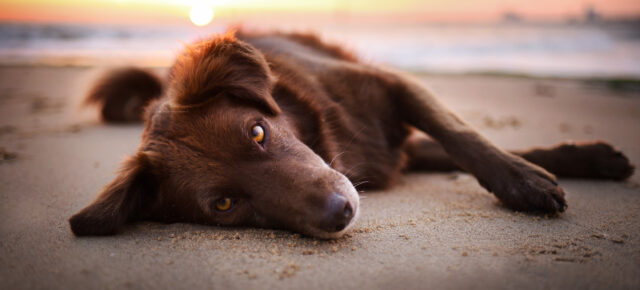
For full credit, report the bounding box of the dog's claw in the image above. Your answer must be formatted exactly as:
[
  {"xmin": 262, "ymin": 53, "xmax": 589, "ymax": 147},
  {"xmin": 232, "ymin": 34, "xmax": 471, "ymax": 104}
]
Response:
[
  {"xmin": 483, "ymin": 156, "xmax": 569, "ymax": 214},
  {"xmin": 550, "ymin": 186, "xmax": 567, "ymax": 212}
]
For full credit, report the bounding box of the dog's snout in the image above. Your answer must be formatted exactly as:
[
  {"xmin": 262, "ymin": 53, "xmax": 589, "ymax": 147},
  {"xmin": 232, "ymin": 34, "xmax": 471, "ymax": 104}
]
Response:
[{"xmin": 320, "ymin": 192, "xmax": 354, "ymax": 232}]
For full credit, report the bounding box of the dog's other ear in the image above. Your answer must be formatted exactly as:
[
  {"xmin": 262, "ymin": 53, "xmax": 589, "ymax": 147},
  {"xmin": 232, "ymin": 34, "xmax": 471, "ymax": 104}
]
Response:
[
  {"xmin": 168, "ymin": 32, "xmax": 281, "ymax": 115},
  {"xmin": 69, "ymin": 152, "xmax": 158, "ymax": 236}
]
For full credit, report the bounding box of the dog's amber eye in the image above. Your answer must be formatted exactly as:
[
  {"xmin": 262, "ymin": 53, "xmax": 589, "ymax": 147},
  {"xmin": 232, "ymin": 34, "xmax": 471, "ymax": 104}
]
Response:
[
  {"xmin": 215, "ymin": 198, "xmax": 233, "ymax": 211},
  {"xmin": 251, "ymin": 125, "xmax": 265, "ymax": 144}
]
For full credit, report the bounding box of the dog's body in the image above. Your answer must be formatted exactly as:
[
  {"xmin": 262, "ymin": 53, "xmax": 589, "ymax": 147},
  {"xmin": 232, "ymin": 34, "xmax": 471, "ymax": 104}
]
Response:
[{"xmin": 70, "ymin": 31, "xmax": 634, "ymax": 238}]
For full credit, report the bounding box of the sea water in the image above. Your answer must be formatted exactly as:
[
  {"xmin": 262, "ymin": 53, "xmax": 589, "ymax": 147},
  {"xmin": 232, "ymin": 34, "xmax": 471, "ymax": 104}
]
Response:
[{"xmin": 1, "ymin": 21, "xmax": 639, "ymax": 78}]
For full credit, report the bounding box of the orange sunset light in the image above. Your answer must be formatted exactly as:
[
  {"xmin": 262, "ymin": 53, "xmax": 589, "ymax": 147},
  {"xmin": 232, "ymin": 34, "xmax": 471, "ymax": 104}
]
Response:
[{"xmin": 0, "ymin": 0, "xmax": 639, "ymax": 25}]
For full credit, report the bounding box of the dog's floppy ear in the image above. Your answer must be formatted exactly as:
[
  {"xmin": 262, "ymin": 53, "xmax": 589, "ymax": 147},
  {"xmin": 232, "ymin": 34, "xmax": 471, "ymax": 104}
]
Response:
[
  {"xmin": 168, "ymin": 32, "xmax": 281, "ymax": 115},
  {"xmin": 69, "ymin": 152, "xmax": 158, "ymax": 236}
]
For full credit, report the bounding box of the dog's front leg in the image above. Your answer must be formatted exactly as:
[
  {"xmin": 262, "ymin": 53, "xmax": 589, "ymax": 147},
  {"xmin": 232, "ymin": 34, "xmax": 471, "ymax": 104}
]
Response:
[{"xmin": 394, "ymin": 74, "xmax": 567, "ymax": 213}]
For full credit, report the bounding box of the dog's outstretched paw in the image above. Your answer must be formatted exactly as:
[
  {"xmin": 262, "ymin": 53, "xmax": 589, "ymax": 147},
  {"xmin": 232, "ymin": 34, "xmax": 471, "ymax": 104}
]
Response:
[
  {"xmin": 480, "ymin": 156, "xmax": 567, "ymax": 214},
  {"xmin": 569, "ymin": 141, "xmax": 635, "ymax": 180}
]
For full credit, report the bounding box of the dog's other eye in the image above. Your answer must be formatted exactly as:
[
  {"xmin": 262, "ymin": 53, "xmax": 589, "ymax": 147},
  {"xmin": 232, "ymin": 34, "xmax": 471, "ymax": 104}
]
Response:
[
  {"xmin": 251, "ymin": 125, "xmax": 265, "ymax": 144},
  {"xmin": 215, "ymin": 198, "xmax": 233, "ymax": 211}
]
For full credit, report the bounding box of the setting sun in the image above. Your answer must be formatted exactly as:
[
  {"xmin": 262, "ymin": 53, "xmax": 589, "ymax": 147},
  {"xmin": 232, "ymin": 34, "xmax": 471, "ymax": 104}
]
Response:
[{"xmin": 189, "ymin": 4, "xmax": 214, "ymax": 26}]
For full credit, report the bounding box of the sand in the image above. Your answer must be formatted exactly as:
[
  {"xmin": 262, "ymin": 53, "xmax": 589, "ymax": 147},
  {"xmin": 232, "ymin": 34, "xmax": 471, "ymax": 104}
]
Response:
[{"xmin": 0, "ymin": 66, "xmax": 639, "ymax": 289}]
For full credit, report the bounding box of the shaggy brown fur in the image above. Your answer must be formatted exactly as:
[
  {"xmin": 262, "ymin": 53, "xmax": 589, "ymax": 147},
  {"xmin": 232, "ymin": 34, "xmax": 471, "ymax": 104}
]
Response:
[{"xmin": 70, "ymin": 30, "xmax": 634, "ymax": 238}]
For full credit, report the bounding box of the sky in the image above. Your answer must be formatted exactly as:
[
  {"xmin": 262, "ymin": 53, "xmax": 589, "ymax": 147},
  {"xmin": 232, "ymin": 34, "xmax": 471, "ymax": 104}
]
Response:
[{"xmin": 1, "ymin": 0, "xmax": 640, "ymax": 25}]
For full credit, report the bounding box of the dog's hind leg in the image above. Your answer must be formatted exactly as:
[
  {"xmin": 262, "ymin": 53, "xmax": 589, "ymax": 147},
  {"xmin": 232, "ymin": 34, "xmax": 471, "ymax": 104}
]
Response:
[
  {"xmin": 511, "ymin": 141, "xmax": 634, "ymax": 180},
  {"xmin": 404, "ymin": 133, "xmax": 635, "ymax": 180},
  {"xmin": 402, "ymin": 133, "xmax": 461, "ymax": 172},
  {"xmin": 392, "ymin": 74, "xmax": 568, "ymax": 213}
]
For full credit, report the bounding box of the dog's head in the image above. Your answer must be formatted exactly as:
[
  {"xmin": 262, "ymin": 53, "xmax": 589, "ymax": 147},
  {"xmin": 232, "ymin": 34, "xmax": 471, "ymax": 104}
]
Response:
[{"xmin": 69, "ymin": 33, "xmax": 359, "ymax": 239}]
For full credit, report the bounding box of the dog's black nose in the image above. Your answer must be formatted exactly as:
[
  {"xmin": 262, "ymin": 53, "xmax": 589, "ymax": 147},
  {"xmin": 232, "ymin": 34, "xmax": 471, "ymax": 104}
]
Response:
[{"xmin": 320, "ymin": 192, "xmax": 354, "ymax": 232}]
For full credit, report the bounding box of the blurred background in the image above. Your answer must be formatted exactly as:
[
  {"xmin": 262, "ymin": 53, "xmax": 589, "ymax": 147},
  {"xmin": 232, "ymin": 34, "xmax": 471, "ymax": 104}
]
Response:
[{"xmin": 1, "ymin": 0, "xmax": 640, "ymax": 78}]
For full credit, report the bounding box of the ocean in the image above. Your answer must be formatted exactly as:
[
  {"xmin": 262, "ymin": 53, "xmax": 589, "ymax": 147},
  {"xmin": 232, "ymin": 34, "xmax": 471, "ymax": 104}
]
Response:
[{"xmin": 1, "ymin": 21, "xmax": 639, "ymax": 79}]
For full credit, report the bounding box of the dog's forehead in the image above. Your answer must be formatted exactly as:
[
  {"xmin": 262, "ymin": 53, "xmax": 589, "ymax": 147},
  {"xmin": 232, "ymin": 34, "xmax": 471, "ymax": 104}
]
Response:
[
  {"xmin": 147, "ymin": 97, "xmax": 249, "ymax": 134},
  {"xmin": 144, "ymin": 98, "xmax": 264, "ymax": 168}
]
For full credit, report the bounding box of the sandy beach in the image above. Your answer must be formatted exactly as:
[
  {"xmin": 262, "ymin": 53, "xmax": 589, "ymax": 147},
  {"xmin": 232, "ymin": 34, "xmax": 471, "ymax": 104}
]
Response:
[{"xmin": 1, "ymin": 65, "xmax": 639, "ymax": 289}]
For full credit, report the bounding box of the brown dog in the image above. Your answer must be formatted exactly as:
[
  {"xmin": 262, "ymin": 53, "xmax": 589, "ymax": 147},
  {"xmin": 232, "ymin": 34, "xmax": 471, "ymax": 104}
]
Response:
[{"xmin": 70, "ymin": 30, "xmax": 634, "ymax": 238}]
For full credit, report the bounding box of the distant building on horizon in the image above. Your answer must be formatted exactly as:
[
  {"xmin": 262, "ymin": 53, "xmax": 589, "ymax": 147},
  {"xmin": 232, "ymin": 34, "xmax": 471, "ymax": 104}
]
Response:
[
  {"xmin": 585, "ymin": 5, "xmax": 601, "ymax": 23},
  {"xmin": 501, "ymin": 11, "xmax": 523, "ymax": 24}
]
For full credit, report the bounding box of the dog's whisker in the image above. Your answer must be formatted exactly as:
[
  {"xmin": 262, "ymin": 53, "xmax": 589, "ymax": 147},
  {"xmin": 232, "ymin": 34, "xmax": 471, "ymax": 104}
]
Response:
[
  {"xmin": 343, "ymin": 163, "xmax": 371, "ymax": 180},
  {"xmin": 352, "ymin": 180, "xmax": 370, "ymax": 188},
  {"xmin": 344, "ymin": 125, "xmax": 367, "ymax": 150},
  {"xmin": 328, "ymin": 151, "xmax": 346, "ymax": 168}
]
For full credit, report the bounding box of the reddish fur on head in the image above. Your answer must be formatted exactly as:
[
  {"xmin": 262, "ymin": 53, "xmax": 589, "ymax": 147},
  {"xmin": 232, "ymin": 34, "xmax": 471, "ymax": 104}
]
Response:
[{"xmin": 168, "ymin": 31, "xmax": 281, "ymax": 115}]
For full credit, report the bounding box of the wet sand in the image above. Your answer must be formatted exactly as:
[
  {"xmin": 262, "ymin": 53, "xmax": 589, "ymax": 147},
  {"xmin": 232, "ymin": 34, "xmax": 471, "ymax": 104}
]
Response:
[{"xmin": 0, "ymin": 66, "xmax": 639, "ymax": 289}]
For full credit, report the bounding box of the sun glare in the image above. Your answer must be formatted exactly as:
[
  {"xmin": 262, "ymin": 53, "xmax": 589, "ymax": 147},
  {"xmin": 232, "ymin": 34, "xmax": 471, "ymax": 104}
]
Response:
[{"xmin": 189, "ymin": 4, "xmax": 214, "ymax": 26}]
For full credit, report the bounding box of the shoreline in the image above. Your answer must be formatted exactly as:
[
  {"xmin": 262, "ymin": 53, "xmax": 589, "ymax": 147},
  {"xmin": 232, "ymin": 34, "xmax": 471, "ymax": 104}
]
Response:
[{"xmin": 2, "ymin": 62, "xmax": 639, "ymax": 91}]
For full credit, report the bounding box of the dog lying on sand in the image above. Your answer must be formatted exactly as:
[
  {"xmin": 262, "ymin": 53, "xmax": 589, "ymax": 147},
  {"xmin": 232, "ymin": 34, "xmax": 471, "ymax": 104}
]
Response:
[{"xmin": 69, "ymin": 30, "xmax": 634, "ymax": 238}]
